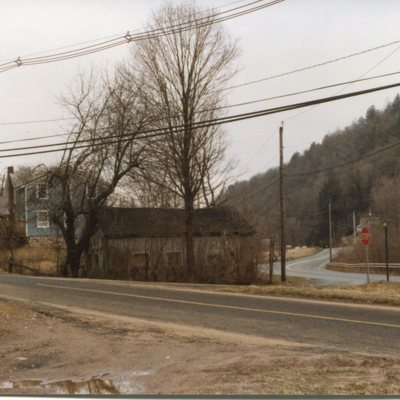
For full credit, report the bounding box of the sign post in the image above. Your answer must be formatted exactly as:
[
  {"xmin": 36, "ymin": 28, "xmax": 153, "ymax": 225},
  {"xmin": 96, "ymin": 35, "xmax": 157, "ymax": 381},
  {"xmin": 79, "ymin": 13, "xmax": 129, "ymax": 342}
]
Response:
[{"xmin": 361, "ymin": 227, "xmax": 370, "ymax": 284}]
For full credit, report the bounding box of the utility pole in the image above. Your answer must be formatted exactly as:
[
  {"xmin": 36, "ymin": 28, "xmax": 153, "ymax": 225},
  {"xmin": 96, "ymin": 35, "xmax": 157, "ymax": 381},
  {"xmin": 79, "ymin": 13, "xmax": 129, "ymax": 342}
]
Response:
[
  {"xmin": 7, "ymin": 166, "xmax": 15, "ymax": 223},
  {"xmin": 328, "ymin": 198, "xmax": 333, "ymax": 263},
  {"xmin": 383, "ymin": 221, "xmax": 389, "ymax": 282},
  {"xmin": 352, "ymin": 210, "xmax": 356, "ymax": 242},
  {"xmin": 279, "ymin": 122, "xmax": 286, "ymax": 283},
  {"xmin": 268, "ymin": 236, "xmax": 275, "ymax": 284},
  {"xmin": 6, "ymin": 166, "xmax": 15, "ymax": 264}
]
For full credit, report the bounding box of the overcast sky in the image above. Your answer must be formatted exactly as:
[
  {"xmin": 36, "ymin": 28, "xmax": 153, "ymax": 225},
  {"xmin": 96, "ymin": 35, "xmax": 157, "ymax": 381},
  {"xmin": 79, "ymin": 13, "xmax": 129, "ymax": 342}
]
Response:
[{"xmin": 1, "ymin": 0, "xmax": 400, "ymax": 182}]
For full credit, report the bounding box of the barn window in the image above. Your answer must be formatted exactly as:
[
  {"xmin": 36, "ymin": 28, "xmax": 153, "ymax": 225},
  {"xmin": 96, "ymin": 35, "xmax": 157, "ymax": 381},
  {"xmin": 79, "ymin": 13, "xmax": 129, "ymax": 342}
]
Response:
[
  {"xmin": 167, "ymin": 251, "xmax": 182, "ymax": 267},
  {"xmin": 36, "ymin": 183, "xmax": 48, "ymax": 199},
  {"xmin": 37, "ymin": 210, "xmax": 49, "ymax": 228}
]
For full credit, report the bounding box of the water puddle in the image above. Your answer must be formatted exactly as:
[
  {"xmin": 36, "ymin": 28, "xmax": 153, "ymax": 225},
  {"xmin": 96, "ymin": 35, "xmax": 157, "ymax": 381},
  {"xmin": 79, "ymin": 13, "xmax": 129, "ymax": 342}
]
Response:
[{"xmin": 1, "ymin": 377, "xmax": 125, "ymax": 394}]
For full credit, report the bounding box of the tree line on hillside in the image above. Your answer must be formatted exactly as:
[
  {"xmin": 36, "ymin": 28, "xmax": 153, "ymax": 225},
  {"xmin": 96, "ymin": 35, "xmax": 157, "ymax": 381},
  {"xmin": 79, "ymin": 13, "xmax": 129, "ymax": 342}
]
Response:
[{"xmin": 225, "ymin": 95, "xmax": 400, "ymax": 261}]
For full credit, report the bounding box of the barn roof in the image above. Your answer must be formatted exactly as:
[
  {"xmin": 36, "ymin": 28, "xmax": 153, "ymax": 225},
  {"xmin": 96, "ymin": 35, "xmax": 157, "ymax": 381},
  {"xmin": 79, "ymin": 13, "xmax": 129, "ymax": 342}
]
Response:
[{"xmin": 97, "ymin": 207, "xmax": 254, "ymax": 238}]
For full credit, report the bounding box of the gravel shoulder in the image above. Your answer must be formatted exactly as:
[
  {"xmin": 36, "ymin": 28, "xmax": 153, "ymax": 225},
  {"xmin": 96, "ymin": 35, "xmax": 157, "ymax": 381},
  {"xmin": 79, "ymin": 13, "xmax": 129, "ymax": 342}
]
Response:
[{"xmin": 1, "ymin": 298, "xmax": 400, "ymax": 395}]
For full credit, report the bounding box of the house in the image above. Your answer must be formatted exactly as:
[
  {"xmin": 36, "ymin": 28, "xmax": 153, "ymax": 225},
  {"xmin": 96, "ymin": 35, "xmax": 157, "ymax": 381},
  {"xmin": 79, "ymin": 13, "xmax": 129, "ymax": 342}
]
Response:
[
  {"xmin": 85, "ymin": 207, "xmax": 257, "ymax": 284},
  {"xmin": 15, "ymin": 175, "xmax": 60, "ymax": 242},
  {"xmin": 15, "ymin": 172, "xmax": 92, "ymax": 247},
  {"xmin": 0, "ymin": 167, "xmax": 25, "ymax": 239}
]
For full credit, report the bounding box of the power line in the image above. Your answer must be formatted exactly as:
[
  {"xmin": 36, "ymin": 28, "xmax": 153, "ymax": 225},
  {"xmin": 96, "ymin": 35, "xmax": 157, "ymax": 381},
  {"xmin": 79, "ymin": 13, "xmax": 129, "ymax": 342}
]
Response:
[
  {"xmin": 1, "ymin": 79, "xmax": 400, "ymax": 159},
  {"xmin": 225, "ymin": 139, "xmax": 400, "ymax": 204},
  {"xmin": 0, "ymin": 0, "xmax": 250, "ymax": 64},
  {"xmin": 287, "ymin": 139, "xmax": 400, "ymax": 178},
  {"xmin": 2, "ymin": 68, "xmax": 400, "ymax": 147},
  {"xmin": 223, "ymin": 38, "xmax": 400, "ymax": 93},
  {"xmin": 216, "ymin": 69, "xmax": 400, "ymax": 110},
  {"xmin": 241, "ymin": 127, "xmax": 279, "ymax": 170},
  {"xmin": 5, "ymin": 38, "xmax": 400, "ymax": 127},
  {"xmin": 222, "ymin": 176, "xmax": 279, "ymax": 205},
  {"xmin": 0, "ymin": 0, "xmax": 283, "ymax": 74},
  {"xmin": 0, "ymin": 76, "xmax": 400, "ymax": 153},
  {"xmin": 1, "ymin": 0, "xmax": 267, "ymax": 69},
  {"xmin": 0, "ymin": 117, "xmax": 74, "ymax": 127},
  {"xmin": 283, "ymin": 42, "xmax": 400, "ymax": 123}
]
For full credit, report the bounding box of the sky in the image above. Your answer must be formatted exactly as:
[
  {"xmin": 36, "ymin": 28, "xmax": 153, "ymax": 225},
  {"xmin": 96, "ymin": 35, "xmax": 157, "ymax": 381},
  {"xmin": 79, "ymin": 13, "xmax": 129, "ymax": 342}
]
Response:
[{"xmin": 1, "ymin": 0, "xmax": 400, "ymax": 183}]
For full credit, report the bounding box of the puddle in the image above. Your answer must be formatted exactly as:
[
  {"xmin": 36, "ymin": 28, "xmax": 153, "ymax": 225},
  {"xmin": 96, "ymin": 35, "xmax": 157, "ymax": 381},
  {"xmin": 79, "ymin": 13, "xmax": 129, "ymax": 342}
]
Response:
[{"xmin": 1, "ymin": 377, "xmax": 125, "ymax": 394}]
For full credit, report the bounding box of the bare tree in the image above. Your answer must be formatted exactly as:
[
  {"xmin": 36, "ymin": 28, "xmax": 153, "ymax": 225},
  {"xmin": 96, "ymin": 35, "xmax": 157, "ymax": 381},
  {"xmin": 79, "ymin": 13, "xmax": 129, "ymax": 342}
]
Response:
[
  {"xmin": 127, "ymin": 3, "xmax": 238, "ymax": 280},
  {"xmin": 47, "ymin": 70, "xmax": 149, "ymax": 277}
]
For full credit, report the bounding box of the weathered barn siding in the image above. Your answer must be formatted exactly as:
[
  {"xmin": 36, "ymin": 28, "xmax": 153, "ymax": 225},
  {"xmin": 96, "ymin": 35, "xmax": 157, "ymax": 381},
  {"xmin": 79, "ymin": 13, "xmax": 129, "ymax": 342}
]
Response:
[
  {"xmin": 84, "ymin": 207, "xmax": 257, "ymax": 283},
  {"xmin": 86, "ymin": 233, "xmax": 256, "ymax": 283}
]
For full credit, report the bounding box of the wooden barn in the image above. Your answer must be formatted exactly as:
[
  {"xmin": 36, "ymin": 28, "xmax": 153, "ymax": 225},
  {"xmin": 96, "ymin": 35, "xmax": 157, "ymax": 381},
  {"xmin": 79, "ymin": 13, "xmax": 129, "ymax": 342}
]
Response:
[{"xmin": 84, "ymin": 207, "xmax": 256, "ymax": 283}]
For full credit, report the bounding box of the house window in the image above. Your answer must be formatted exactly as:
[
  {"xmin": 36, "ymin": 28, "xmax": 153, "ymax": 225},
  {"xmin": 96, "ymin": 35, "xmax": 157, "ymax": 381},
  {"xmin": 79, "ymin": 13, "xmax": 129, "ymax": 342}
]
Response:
[
  {"xmin": 37, "ymin": 210, "xmax": 49, "ymax": 228},
  {"xmin": 36, "ymin": 183, "xmax": 48, "ymax": 199},
  {"xmin": 167, "ymin": 252, "xmax": 182, "ymax": 268}
]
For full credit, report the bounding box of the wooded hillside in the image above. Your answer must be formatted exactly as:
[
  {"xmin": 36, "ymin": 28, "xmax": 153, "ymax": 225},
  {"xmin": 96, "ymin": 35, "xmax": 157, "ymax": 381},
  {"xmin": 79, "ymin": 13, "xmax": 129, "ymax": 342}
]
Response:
[{"xmin": 225, "ymin": 94, "xmax": 400, "ymax": 250}]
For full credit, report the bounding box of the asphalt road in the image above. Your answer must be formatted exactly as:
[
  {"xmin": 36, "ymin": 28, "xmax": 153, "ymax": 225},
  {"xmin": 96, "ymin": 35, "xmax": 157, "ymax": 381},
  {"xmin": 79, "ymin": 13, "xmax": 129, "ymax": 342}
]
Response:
[
  {"xmin": 1, "ymin": 272, "xmax": 400, "ymax": 357},
  {"xmin": 273, "ymin": 249, "xmax": 400, "ymax": 286}
]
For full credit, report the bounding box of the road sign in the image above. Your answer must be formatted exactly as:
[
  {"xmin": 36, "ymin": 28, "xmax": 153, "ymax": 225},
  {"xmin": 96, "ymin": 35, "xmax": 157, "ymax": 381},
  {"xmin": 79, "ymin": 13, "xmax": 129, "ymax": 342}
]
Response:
[{"xmin": 361, "ymin": 226, "xmax": 369, "ymax": 246}]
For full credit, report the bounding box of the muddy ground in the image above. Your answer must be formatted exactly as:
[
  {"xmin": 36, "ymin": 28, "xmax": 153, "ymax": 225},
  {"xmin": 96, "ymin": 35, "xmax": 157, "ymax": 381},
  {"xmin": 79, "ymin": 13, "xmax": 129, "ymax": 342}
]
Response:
[{"xmin": 0, "ymin": 298, "xmax": 400, "ymax": 395}]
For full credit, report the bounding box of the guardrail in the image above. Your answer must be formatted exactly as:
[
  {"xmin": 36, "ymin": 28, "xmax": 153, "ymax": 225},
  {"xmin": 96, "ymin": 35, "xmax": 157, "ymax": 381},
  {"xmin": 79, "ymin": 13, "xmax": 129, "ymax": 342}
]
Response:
[{"xmin": 327, "ymin": 262, "xmax": 400, "ymax": 276}]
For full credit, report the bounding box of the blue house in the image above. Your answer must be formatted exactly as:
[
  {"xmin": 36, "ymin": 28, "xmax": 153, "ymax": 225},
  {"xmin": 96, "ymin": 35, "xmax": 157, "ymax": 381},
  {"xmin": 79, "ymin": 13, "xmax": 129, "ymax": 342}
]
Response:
[
  {"xmin": 15, "ymin": 171, "xmax": 107, "ymax": 244},
  {"xmin": 15, "ymin": 175, "xmax": 62, "ymax": 238}
]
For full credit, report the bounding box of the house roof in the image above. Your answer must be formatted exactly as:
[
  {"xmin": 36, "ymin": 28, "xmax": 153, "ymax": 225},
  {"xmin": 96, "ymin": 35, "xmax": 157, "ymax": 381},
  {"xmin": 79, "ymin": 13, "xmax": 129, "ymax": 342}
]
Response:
[
  {"xmin": 15, "ymin": 174, "xmax": 47, "ymax": 190},
  {"xmin": 97, "ymin": 207, "xmax": 255, "ymax": 238}
]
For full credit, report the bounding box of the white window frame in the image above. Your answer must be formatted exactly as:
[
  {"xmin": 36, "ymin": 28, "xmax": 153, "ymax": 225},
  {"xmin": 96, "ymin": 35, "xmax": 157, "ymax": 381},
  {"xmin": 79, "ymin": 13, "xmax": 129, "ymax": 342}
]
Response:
[
  {"xmin": 36, "ymin": 183, "xmax": 48, "ymax": 200},
  {"xmin": 37, "ymin": 210, "xmax": 50, "ymax": 229}
]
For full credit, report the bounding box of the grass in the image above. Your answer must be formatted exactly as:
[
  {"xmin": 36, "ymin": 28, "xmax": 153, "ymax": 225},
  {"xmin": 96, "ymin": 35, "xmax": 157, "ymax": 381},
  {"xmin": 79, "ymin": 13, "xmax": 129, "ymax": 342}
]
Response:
[
  {"xmin": 286, "ymin": 246, "xmax": 321, "ymax": 260},
  {"xmin": 0, "ymin": 299, "xmax": 26, "ymax": 335},
  {"xmin": 2, "ymin": 244, "xmax": 399, "ymax": 307},
  {"xmin": 262, "ymin": 247, "xmax": 321, "ymax": 263},
  {"xmin": 214, "ymin": 354, "xmax": 400, "ymax": 394},
  {"xmin": 204, "ymin": 280, "xmax": 400, "ymax": 306},
  {"xmin": 0, "ymin": 246, "xmax": 65, "ymax": 275}
]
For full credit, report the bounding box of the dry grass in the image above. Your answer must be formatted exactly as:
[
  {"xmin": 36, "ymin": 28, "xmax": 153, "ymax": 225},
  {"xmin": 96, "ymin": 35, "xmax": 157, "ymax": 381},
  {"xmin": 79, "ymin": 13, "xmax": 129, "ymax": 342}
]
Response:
[
  {"xmin": 0, "ymin": 300, "xmax": 22, "ymax": 319},
  {"xmin": 0, "ymin": 246, "xmax": 65, "ymax": 275},
  {"xmin": 286, "ymin": 246, "xmax": 321, "ymax": 260},
  {"xmin": 217, "ymin": 354, "xmax": 400, "ymax": 394},
  {"xmin": 0, "ymin": 300, "xmax": 26, "ymax": 335},
  {"xmin": 205, "ymin": 280, "xmax": 400, "ymax": 306}
]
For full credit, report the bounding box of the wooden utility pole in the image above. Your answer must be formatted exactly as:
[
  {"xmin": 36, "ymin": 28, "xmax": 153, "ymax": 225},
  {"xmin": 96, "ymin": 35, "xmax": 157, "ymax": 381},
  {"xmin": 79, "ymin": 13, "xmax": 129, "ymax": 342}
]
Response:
[
  {"xmin": 7, "ymin": 166, "xmax": 15, "ymax": 223},
  {"xmin": 268, "ymin": 236, "xmax": 275, "ymax": 284},
  {"xmin": 6, "ymin": 166, "xmax": 15, "ymax": 261},
  {"xmin": 328, "ymin": 198, "xmax": 333, "ymax": 263},
  {"xmin": 383, "ymin": 221, "xmax": 389, "ymax": 282},
  {"xmin": 279, "ymin": 123, "xmax": 286, "ymax": 283}
]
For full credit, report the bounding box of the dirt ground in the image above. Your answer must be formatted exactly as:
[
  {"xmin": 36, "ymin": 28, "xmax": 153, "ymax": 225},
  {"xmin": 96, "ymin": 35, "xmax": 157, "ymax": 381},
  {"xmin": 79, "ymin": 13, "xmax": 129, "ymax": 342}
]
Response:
[{"xmin": 1, "ymin": 299, "xmax": 400, "ymax": 395}]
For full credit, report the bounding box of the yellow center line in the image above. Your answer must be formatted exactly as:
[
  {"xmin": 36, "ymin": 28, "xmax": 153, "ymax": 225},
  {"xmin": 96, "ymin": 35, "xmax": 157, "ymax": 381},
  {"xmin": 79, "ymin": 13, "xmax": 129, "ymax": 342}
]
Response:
[{"xmin": 37, "ymin": 283, "xmax": 400, "ymax": 329}]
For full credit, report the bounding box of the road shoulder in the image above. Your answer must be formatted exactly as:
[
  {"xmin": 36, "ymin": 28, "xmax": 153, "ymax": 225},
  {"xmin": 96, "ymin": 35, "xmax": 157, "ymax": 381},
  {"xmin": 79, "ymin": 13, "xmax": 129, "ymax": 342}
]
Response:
[{"xmin": 1, "ymin": 297, "xmax": 400, "ymax": 395}]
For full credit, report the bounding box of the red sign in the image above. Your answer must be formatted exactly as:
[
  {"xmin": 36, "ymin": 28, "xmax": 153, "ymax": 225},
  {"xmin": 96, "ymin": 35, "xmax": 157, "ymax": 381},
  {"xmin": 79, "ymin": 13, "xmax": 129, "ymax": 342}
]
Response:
[{"xmin": 361, "ymin": 227, "xmax": 369, "ymax": 246}]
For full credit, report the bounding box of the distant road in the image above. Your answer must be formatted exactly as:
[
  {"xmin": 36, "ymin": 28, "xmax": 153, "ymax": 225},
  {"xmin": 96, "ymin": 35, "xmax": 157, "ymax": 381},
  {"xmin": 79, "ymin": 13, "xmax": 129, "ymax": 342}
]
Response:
[
  {"xmin": 1, "ymin": 273, "xmax": 400, "ymax": 356},
  {"xmin": 284, "ymin": 249, "xmax": 400, "ymax": 286}
]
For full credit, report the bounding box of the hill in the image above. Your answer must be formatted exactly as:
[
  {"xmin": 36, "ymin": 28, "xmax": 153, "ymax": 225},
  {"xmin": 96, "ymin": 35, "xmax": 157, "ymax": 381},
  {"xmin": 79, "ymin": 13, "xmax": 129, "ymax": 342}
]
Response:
[{"xmin": 225, "ymin": 94, "xmax": 400, "ymax": 250}]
